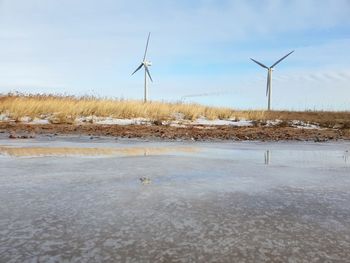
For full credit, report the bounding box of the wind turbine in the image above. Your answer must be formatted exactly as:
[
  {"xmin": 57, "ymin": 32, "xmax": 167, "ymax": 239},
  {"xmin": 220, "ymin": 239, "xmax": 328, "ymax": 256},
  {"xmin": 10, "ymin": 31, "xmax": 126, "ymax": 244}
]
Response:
[
  {"xmin": 250, "ymin": 50, "xmax": 294, "ymax": 110},
  {"xmin": 132, "ymin": 32, "xmax": 153, "ymax": 103}
]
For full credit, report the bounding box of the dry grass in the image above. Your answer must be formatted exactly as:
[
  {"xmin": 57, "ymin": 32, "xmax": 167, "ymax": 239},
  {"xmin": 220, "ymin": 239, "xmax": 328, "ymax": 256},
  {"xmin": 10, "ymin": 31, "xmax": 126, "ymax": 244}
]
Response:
[
  {"xmin": 0, "ymin": 94, "xmax": 234, "ymax": 122},
  {"xmin": 1, "ymin": 93, "xmax": 349, "ymax": 127}
]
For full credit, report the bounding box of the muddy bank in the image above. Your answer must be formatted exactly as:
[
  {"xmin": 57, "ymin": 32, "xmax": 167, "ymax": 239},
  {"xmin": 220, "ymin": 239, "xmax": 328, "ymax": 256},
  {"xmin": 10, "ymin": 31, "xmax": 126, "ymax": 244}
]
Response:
[{"xmin": 1, "ymin": 122, "xmax": 349, "ymax": 141}]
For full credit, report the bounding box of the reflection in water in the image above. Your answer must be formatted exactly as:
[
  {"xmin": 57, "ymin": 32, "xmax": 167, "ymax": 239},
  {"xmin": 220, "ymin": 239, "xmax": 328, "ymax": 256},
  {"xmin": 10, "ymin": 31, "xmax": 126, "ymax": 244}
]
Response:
[
  {"xmin": 264, "ymin": 150, "xmax": 270, "ymax": 165},
  {"xmin": 1, "ymin": 144, "xmax": 349, "ymax": 168},
  {"xmin": 0, "ymin": 145, "xmax": 197, "ymax": 157}
]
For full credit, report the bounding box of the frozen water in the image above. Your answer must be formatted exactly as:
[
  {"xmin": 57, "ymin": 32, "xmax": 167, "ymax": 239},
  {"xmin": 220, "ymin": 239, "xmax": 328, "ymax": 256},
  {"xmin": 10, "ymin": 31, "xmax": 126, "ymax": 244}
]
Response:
[{"xmin": 0, "ymin": 136, "xmax": 350, "ymax": 262}]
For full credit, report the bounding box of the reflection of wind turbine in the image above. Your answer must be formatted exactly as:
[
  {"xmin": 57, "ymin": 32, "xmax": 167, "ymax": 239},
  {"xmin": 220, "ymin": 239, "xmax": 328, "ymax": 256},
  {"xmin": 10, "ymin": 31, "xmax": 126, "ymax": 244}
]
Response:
[
  {"xmin": 251, "ymin": 51, "xmax": 294, "ymax": 110},
  {"xmin": 344, "ymin": 150, "xmax": 349, "ymax": 164},
  {"xmin": 132, "ymin": 32, "xmax": 153, "ymax": 103},
  {"xmin": 264, "ymin": 150, "xmax": 270, "ymax": 165}
]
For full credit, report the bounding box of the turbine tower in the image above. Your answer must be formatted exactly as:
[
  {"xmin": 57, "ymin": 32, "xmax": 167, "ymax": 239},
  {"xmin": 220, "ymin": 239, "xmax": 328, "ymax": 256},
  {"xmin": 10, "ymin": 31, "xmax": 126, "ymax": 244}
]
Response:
[
  {"xmin": 132, "ymin": 32, "xmax": 153, "ymax": 103},
  {"xmin": 250, "ymin": 50, "xmax": 294, "ymax": 110}
]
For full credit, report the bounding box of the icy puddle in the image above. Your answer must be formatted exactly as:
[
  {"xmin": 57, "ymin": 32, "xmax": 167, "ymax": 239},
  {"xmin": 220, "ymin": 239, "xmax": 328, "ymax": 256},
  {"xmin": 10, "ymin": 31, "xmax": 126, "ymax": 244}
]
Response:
[{"xmin": 0, "ymin": 136, "xmax": 350, "ymax": 262}]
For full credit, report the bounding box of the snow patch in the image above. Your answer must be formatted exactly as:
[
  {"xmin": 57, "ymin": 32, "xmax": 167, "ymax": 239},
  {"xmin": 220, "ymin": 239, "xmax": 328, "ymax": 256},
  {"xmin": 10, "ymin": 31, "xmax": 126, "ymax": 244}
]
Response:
[
  {"xmin": 19, "ymin": 116, "xmax": 32, "ymax": 122},
  {"xmin": 265, "ymin": 119, "xmax": 283, "ymax": 127},
  {"xmin": 193, "ymin": 117, "xmax": 253, "ymax": 126},
  {"xmin": 291, "ymin": 120, "xmax": 320, "ymax": 129},
  {"xmin": 29, "ymin": 118, "xmax": 50, "ymax": 125},
  {"xmin": 169, "ymin": 123, "xmax": 187, "ymax": 128},
  {"xmin": 95, "ymin": 118, "xmax": 149, "ymax": 125},
  {"xmin": 75, "ymin": 116, "xmax": 150, "ymax": 125},
  {"xmin": 0, "ymin": 113, "xmax": 10, "ymax": 121},
  {"xmin": 0, "ymin": 113, "xmax": 321, "ymax": 129}
]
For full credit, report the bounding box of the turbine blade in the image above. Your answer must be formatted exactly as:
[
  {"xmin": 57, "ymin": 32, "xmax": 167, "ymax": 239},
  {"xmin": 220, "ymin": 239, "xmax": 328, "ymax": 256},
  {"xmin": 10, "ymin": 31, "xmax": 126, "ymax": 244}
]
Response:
[
  {"xmin": 132, "ymin": 63, "xmax": 143, "ymax": 75},
  {"xmin": 270, "ymin": 50, "xmax": 294, "ymax": 68},
  {"xmin": 143, "ymin": 32, "xmax": 151, "ymax": 61},
  {"xmin": 145, "ymin": 65, "xmax": 153, "ymax": 82},
  {"xmin": 250, "ymin": 58, "xmax": 269, "ymax": 69},
  {"xmin": 266, "ymin": 71, "xmax": 270, "ymax": 96}
]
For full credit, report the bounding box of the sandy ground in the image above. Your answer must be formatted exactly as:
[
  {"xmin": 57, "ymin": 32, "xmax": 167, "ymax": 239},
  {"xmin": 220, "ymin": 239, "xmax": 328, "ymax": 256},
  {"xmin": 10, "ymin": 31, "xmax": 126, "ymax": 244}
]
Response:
[
  {"xmin": 0, "ymin": 137, "xmax": 350, "ymax": 262},
  {"xmin": 1, "ymin": 122, "xmax": 350, "ymax": 141}
]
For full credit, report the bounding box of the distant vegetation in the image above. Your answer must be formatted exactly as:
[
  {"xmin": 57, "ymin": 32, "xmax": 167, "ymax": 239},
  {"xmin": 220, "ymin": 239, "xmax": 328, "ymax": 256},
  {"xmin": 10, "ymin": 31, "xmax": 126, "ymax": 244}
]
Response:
[
  {"xmin": 0, "ymin": 93, "xmax": 234, "ymax": 122},
  {"xmin": 0, "ymin": 93, "xmax": 349, "ymax": 128}
]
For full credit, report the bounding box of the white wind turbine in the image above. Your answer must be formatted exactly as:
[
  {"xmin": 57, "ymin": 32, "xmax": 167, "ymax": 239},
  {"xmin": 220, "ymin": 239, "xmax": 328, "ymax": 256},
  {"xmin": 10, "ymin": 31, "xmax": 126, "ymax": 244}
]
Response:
[
  {"xmin": 250, "ymin": 50, "xmax": 294, "ymax": 110},
  {"xmin": 132, "ymin": 32, "xmax": 153, "ymax": 103}
]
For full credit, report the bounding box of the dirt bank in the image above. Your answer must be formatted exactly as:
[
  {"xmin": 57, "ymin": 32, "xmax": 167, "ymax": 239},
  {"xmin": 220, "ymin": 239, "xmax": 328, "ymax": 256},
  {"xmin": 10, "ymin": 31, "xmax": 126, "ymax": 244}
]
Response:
[{"xmin": 1, "ymin": 122, "xmax": 350, "ymax": 141}]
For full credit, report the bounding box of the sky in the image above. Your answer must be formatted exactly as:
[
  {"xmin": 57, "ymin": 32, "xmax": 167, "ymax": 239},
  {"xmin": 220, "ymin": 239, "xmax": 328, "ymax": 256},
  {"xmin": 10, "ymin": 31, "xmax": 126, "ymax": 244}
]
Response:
[{"xmin": 0, "ymin": 0, "xmax": 349, "ymax": 110}]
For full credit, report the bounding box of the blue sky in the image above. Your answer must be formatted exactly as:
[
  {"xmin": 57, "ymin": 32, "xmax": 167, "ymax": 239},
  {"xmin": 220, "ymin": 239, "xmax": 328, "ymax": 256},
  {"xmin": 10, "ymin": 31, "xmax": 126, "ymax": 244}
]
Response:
[{"xmin": 0, "ymin": 0, "xmax": 349, "ymax": 110}]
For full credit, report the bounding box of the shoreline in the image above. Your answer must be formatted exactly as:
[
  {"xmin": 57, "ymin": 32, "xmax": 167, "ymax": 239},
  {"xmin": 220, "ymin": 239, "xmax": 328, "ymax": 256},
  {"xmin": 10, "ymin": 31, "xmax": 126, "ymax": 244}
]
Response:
[{"xmin": 1, "ymin": 122, "xmax": 349, "ymax": 142}]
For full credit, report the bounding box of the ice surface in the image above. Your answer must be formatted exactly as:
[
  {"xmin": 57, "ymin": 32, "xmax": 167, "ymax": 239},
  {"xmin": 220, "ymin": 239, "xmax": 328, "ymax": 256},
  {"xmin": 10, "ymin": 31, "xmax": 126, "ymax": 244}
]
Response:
[{"xmin": 1, "ymin": 136, "xmax": 350, "ymax": 262}]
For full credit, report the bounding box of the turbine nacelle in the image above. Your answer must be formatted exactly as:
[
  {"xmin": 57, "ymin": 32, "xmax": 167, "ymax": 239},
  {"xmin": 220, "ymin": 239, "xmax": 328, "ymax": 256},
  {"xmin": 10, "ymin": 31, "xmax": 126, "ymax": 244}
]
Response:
[{"xmin": 143, "ymin": 61, "xmax": 152, "ymax": 67}]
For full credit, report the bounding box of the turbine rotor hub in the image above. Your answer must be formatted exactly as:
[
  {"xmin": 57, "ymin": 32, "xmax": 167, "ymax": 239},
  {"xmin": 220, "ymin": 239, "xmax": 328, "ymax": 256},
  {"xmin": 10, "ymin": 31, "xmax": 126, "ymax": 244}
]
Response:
[{"xmin": 144, "ymin": 61, "xmax": 152, "ymax": 67}]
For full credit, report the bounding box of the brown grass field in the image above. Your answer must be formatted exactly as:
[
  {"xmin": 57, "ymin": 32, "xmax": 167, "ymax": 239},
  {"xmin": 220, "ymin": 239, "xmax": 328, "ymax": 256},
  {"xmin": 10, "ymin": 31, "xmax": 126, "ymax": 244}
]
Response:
[{"xmin": 0, "ymin": 93, "xmax": 350, "ymax": 128}]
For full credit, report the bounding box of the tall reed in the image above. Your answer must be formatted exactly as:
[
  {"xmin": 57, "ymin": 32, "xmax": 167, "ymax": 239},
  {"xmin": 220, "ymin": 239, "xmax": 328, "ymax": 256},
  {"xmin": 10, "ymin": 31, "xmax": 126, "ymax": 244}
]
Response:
[{"xmin": 1, "ymin": 93, "xmax": 349, "ymax": 127}]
